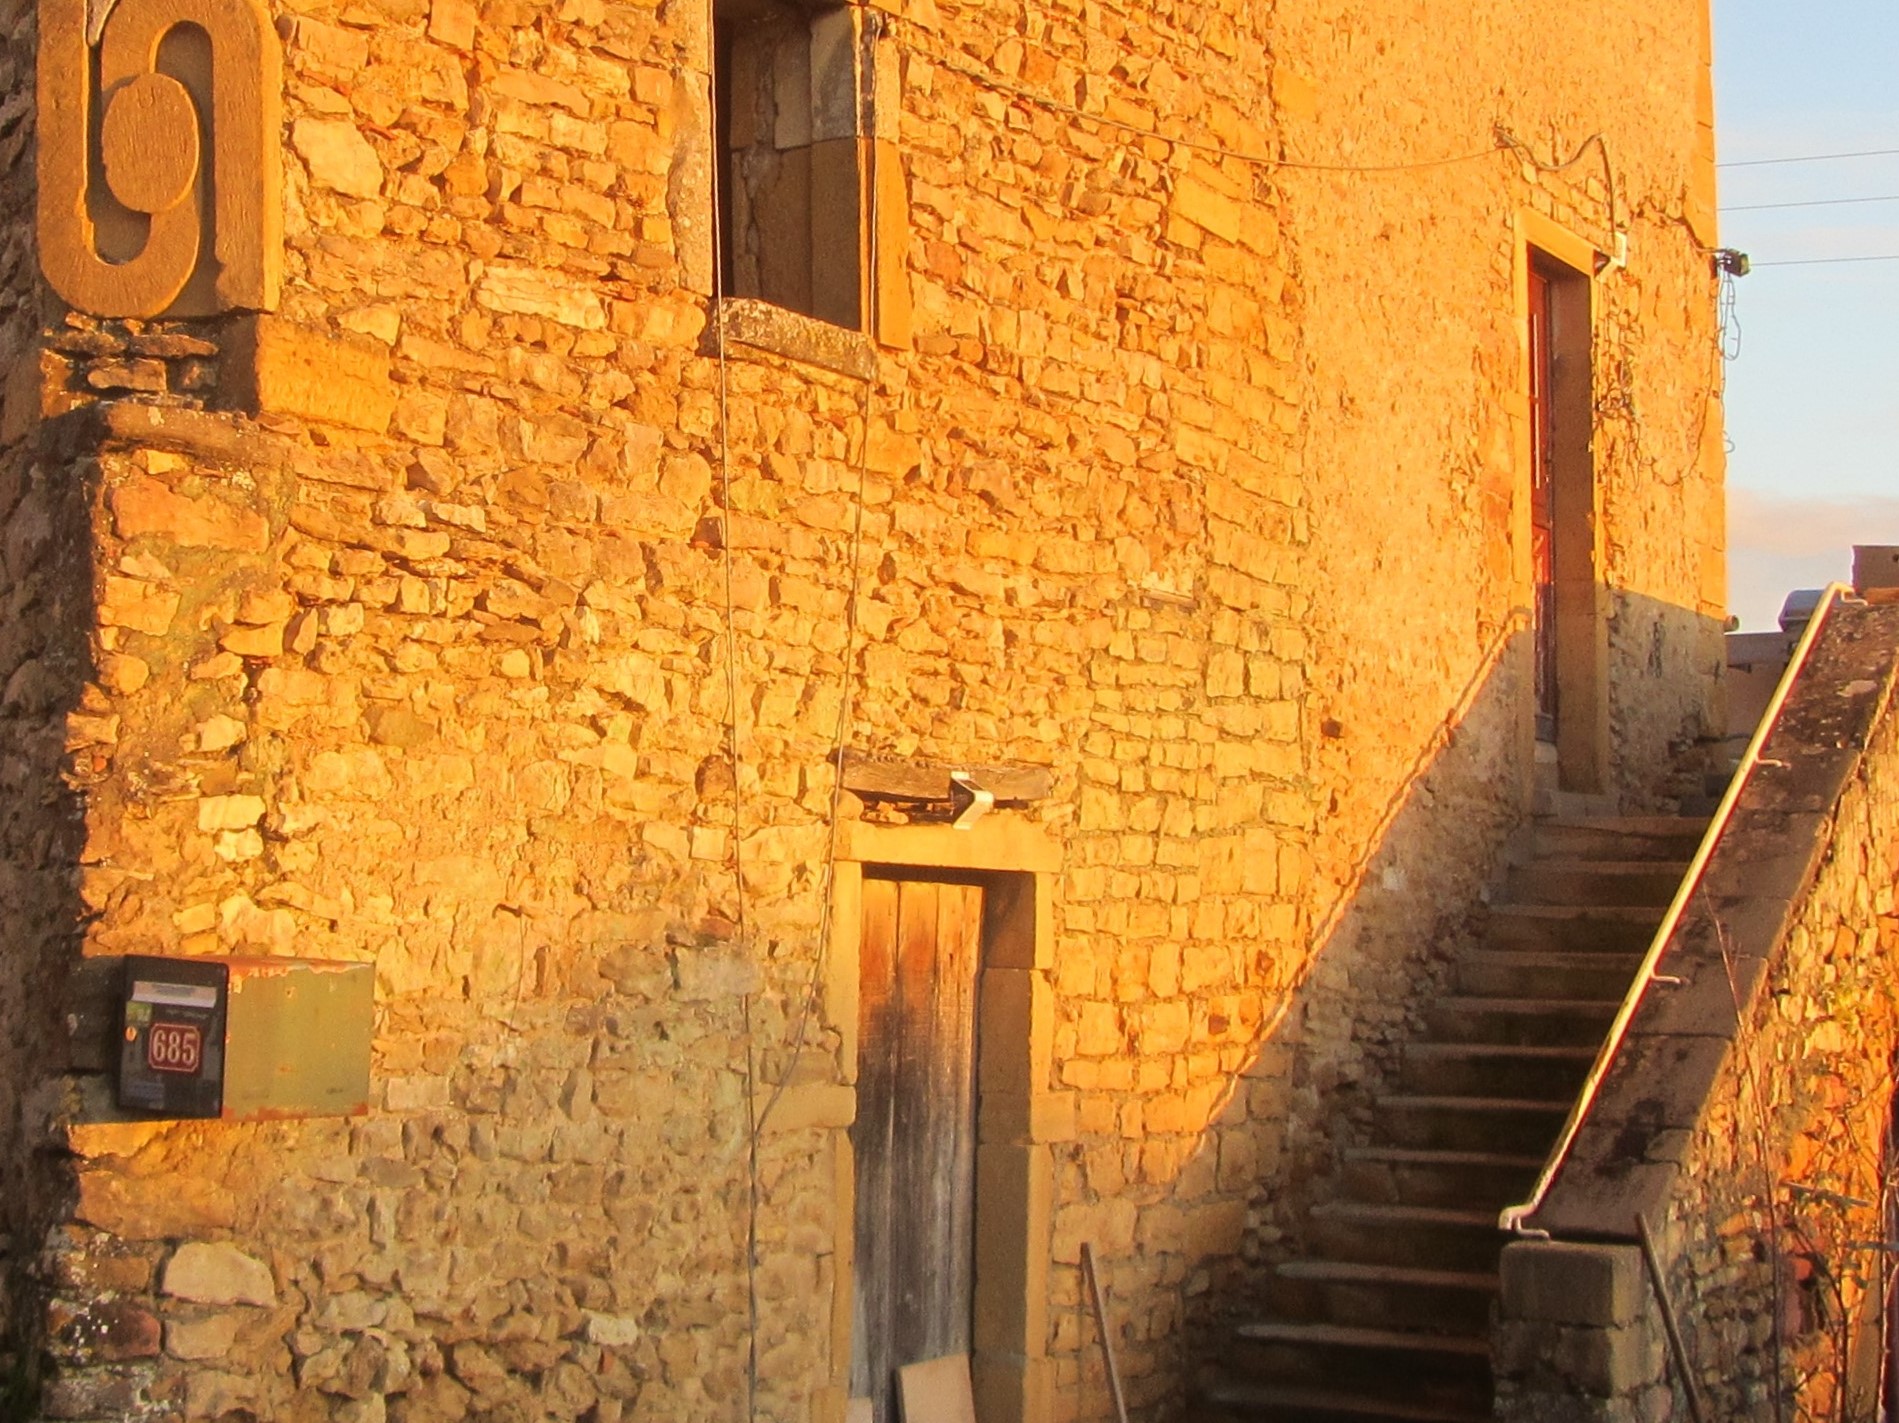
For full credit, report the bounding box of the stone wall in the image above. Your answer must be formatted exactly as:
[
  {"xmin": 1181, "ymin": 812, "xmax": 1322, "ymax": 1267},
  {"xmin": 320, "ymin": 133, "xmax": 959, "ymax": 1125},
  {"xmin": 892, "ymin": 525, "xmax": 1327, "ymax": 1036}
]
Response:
[{"xmin": 1, "ymin": 0, "xmax": 1726, "ymax": 1419}]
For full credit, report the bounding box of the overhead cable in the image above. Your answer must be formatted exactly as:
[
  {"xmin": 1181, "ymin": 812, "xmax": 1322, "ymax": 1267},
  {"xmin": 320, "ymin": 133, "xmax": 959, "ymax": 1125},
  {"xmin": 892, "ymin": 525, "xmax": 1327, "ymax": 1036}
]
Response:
[
  {"xmin": 1721, "ymin": 146, "xmax": 1899, "ymax": 169},
  {"xmin": 1749, "ymin": 253, "xmax": 1899, "ymax": 267},
  {"xmin": 1722, "ymin": 193, "xmax": 1899, "ymax": 212}
]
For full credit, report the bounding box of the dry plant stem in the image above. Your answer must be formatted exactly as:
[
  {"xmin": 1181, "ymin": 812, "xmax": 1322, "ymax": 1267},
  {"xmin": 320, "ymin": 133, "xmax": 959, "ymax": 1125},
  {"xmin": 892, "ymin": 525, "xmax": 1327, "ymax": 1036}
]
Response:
[
  {"xmin": 1080, "ymin": 1243, "xmax": 1130, "ymax": 1423},
  {"xmin": 1638, "ymin": 1212, "xmax": 1709, "ymax": 1423}
]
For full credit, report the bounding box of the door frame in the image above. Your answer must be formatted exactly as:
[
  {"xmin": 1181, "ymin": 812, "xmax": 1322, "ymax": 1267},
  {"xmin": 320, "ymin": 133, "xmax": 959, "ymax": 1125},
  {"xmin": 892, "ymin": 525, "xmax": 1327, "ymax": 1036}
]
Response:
[
  {"xmin": 813, "ymin": 818, "xmax": 1065, "ymax": 1423},
  {"xmin": 1515, "ymin": 211, "xmax": 1610, "ymax": 796}
]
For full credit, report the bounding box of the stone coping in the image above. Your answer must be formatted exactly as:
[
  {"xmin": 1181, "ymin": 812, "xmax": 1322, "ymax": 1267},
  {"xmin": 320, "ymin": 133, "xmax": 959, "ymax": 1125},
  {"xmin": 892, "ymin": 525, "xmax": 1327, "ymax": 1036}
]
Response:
[{"xmin": 1528, "ymin": 599, "xmax": 1899, "ymax": 1239}]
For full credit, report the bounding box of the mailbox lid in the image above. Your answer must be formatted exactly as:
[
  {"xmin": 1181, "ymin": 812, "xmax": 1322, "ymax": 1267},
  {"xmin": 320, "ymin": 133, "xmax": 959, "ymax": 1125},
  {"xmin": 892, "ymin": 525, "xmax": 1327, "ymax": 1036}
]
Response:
[
  {"xmin": 118, "ymin": 955, "xmax": 229, "ymax": 1118},
  {"xmin": 222, "ymin": 957, "xmax": 374, "ymax": 1120}
]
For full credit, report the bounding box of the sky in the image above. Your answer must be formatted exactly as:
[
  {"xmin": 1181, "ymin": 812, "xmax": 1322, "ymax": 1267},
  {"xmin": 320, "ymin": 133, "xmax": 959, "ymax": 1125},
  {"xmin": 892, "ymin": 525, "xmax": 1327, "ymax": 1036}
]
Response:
[{"xmin": 1713, "ymin": 0, "xmax": 1899, "ymax": 629}]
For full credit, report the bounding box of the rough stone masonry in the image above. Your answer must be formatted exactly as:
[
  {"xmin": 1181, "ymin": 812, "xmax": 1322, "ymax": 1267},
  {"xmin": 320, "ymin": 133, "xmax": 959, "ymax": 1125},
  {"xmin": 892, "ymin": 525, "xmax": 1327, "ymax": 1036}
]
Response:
[{"xmin": 0, "ymin": 0, "xmax": 1727, "ymax": 1417}]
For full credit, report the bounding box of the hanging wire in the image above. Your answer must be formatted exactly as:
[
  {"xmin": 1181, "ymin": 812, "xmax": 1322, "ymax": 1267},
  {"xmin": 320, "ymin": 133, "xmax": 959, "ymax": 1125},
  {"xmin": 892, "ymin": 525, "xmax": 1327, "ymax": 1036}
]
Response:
[
  {"xmin": 1718, "ymin": 260, "xmax": 1743, "ymax": 361},
  {"xmin": 1493, "ymin": 127, "xmax": 1620, "ymax": 244},
  {"xmin": 714, "ymin": 27, "xmax": 886, "ymax": 1419},
  {"xmin": 704, "ymin": 65, "xmax": 763, "ymax": 1423}
]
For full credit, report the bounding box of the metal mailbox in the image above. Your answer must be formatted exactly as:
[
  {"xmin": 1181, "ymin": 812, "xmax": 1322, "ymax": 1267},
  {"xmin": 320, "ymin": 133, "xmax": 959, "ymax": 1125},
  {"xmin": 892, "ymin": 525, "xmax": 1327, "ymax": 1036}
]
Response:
[{"xmin": 118, "ymin": 955, "xmax": 374, "ymax": 1120}]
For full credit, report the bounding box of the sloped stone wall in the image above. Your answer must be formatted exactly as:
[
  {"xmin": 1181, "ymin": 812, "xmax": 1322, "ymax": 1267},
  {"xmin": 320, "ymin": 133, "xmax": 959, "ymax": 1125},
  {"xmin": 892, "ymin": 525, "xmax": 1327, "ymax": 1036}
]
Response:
[
  {"xmin": 1656, "ymin": 668, "xmax": 1899, "ymax": 1419},
  {"xmin": 1506, "ymin": 603, "xmax": 1899, "ymax": 1422}
]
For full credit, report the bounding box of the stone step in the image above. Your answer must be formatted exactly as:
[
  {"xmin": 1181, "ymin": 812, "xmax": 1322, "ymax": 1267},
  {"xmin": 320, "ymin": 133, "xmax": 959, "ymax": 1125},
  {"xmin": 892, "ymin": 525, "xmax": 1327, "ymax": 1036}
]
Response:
[
  {"xmin": 1500, "ymin": 858, "xmax": 1690, "ymax": 908},
  {"xmin": 1270, "ymin": 1260, "xmax": 1499, "ymax": 1333},
  {"xmin": 1196, "ymin": 1377, "xmax": 1491, "ymax": 1423},
  {"xmin": 1530, "ymin": 816, "xmax": 1709, "ymax": 862},
  {"xmin": 1399, "ymin": 1042, "xmax": 1595, "ymax": 1099},
  {"xmin": 1425, "ymin": 996, "xmax": 1620, "ymax": 1047},
  {"xmin": 1307, "ymin": 1201, "xmax": 1505, "ymax": 1272},
  {"xmin": 1452, "ymin": 948, "xmax": 1644, "ymax": 1000},
  {"xmin": 1339, "ymin": 1147, "xmax": 1543, "ymax": 1210},
  {"xmin": 1208, "ymin": 1324, "xmax": 1491, "ymax": 1418},
  {"xmin": 1483, "ymin": 904, "xmax": 1664, "ymax": 955},
  {"xmin": 1533, "ymin": 788, "xmax": 1620, "ymax": 820},
  {"xmin": 1373, "ymin": 1094, "xmax": 1571, "ymax": 1155}
]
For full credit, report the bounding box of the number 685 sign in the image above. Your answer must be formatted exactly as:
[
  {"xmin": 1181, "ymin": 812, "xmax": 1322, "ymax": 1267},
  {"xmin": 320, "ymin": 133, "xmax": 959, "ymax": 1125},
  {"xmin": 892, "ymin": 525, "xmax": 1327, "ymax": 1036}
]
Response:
[{"xmin": 145, "ymin": 1021, "xmax": 205, "ymax": 1075}]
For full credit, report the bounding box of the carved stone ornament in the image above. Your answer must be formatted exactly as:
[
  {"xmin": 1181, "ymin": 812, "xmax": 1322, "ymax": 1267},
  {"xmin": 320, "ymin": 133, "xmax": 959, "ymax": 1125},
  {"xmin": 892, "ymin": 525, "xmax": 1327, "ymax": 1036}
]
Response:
[{"xmin": 37, "ymin": 0, "xmax": 282, "ymax": 319}]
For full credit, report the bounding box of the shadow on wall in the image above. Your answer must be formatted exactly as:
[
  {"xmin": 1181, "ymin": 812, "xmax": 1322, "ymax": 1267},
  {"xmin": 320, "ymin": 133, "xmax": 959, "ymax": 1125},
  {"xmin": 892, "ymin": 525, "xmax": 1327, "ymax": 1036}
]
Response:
[
  {"xmin": 0, "ymin": 407, "xmax": 104, "ymax": 1381},
  {"xmin": 1055, "ymin": 589, "xmax": 1726, "ymax": 1422},
  {"xmin": 0, "ymin": 393, "xmax": 1731, "ymax": 1423}
]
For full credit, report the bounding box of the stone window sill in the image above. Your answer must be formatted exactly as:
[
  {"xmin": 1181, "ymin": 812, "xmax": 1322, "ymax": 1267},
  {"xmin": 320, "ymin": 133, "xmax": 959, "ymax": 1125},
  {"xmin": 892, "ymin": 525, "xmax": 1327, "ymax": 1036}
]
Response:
[{"xmin": 710, "ymin": 297, "xmax": 876, "ymax": 382}]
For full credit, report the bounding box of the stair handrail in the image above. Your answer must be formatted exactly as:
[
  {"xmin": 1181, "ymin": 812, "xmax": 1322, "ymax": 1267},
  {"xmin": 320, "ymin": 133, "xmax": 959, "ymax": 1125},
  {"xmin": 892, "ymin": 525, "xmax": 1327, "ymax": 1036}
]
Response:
[{"xmin": 1499, "ymin": 582, "xmax": 1853, "ymax": 1235}]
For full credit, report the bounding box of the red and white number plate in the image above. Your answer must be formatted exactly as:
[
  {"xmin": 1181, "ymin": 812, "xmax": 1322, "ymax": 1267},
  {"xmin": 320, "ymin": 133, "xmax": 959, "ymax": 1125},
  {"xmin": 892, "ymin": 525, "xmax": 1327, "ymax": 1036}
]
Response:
[{"xmin": 146, "ymin": 1022, "xmax": 203, "ymax": 1075}]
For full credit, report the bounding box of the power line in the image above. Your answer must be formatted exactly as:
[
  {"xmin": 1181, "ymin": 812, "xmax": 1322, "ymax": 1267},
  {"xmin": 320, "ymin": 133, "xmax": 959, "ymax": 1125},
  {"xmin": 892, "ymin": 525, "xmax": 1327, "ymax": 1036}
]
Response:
[
  {"xmin": 1723, "ymin": 193, "xmax": 1899, "ymax": 212},
  {"xmin": 1750, "ymin": 253, "xmax": 1899, "ymax": 267},
  {"xmin": 1721, "ymin": 146, "xmax": 1899, "ymax": 169}
]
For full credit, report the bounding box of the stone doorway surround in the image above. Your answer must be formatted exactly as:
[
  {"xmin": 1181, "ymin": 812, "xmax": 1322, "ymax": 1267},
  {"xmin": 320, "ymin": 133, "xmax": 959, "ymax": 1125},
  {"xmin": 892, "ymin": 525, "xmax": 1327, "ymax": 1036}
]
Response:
[
  {"xmin": 1515, "ymin": 209, "xmax": 1611, "ymax": 799},
  {"xmin": 796, "ymin": 818, "xmax": 1065, "ymax": 1423}
]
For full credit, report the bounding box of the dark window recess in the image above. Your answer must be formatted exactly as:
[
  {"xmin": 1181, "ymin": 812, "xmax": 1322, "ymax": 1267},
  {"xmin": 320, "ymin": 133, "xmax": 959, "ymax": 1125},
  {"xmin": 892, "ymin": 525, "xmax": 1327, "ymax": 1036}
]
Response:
[{"xmin": 713, "ymin": 0, "xmax": 867, "ymax": 328}]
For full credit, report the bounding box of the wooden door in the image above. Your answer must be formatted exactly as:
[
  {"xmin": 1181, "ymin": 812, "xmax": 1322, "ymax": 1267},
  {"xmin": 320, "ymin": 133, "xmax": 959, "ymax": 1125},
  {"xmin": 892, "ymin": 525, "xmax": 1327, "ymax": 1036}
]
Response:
[
  {"xmin": 1528, "ymin": 261, "xmax": 1559, "ymax": 743},
  {"xmin": 850, "ymin": 873, "xmax": 984, "ymax": 1423}
]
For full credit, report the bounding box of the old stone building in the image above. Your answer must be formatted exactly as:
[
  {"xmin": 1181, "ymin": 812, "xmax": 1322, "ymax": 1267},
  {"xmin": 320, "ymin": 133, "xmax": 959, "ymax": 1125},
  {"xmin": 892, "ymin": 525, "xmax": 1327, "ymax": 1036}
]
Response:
[{"xmin": 0, "ymin": 0, "xmax": 1734, "ymax": 1418}]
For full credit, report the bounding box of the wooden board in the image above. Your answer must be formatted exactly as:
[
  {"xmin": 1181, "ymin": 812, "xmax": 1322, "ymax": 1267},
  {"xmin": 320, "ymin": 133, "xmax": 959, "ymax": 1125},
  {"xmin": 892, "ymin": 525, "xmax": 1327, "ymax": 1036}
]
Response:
[
  {"xmin": 896, "ymin": 1354, "xmax": 978, "ymax": 1423},
  {"xmin": 850, "ymin": 875, "xmax": 983, "ymax": 1423}
]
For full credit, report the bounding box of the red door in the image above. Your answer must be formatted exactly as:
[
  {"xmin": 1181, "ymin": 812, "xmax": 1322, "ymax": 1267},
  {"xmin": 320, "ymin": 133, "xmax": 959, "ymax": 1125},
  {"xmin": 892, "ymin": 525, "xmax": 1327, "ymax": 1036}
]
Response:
[{"xmin": 1528, "ymin": 263, "xmax": 1558, "ymax": 743}]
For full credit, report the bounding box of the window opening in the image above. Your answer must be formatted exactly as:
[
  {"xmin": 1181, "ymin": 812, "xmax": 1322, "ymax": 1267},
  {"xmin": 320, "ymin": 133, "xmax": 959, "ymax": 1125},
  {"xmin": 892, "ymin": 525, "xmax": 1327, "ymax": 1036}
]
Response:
[{"xmin": 712, "ymin": 0, "xmax": 867, "ymax": 329}]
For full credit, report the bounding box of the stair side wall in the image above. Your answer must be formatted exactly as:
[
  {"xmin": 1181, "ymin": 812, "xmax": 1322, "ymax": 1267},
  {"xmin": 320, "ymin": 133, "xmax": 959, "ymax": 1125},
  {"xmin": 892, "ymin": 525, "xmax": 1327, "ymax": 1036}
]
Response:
[
  {"xmin": 1648, "ymin": 694, "xmax": 1899, "ymax": 1421},
  {"xmin": 1511, "ymin": 607, "xmax": 1899, "ymax": 1422}
]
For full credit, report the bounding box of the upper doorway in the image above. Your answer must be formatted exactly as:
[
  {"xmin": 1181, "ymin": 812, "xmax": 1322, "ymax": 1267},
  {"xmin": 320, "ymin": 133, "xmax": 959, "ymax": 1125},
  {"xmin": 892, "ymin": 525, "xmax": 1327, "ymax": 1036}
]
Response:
[{"xmin": 1524, "ymin": 238, "xmax": 1608, "ymax": 795}]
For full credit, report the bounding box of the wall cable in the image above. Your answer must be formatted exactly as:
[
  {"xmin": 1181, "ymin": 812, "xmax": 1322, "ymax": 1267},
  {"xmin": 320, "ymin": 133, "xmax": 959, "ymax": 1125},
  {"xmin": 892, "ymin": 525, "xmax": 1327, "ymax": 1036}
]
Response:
[
  {"xmin": 895, "ymin": 23, "xmax": 1628, "ymax": 258},
  {"xmin": 1493, "ymin": 128, "xmax": 1621, "ymax": 248},
  {"xmin": 705, "ymin": 65, "xmax": 763, "ymax": 1423},
  {"xmin": 718, "ymin": 25, "xmax": 886, "ymax": 1417}
]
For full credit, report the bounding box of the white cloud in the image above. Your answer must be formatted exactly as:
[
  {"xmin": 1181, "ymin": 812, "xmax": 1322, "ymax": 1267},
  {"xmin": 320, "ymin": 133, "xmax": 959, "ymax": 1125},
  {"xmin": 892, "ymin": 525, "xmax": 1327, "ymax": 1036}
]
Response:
[
  {"xmin": 1728, "ymin": 487, "xmax": 1899, "ymax": 556},
  {"xmin": 1725, "ymin": 487, "xmax": 1899, "ymax": 629}
]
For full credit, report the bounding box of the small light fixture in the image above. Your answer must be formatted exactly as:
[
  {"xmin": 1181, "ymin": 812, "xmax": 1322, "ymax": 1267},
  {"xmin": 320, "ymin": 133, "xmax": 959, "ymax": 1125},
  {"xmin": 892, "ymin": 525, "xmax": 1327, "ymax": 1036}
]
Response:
[{"xmin": 949, "ymin": 771, "xmax": 994, "ymax": 830}]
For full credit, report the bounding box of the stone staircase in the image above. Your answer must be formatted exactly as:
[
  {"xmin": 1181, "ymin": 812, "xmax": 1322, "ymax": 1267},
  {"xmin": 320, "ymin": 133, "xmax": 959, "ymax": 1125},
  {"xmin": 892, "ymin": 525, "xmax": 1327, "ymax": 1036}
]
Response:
[{"xmin": 1195, "ymin": 813, "xmax": 1709, "ymax": 1423}]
